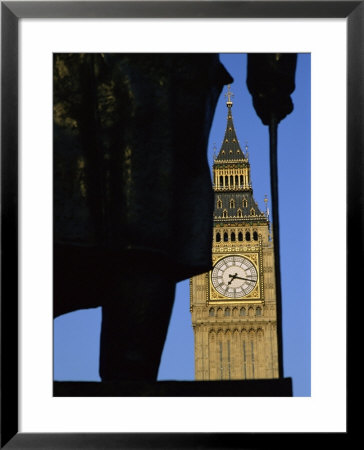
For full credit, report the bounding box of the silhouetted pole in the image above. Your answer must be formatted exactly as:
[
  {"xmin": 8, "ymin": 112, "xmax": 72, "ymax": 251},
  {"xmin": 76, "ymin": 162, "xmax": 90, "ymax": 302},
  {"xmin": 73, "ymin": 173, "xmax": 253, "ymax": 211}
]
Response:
[{"xmin": 247, "ymin": 54, "xmax": 297, "ymax": 379}]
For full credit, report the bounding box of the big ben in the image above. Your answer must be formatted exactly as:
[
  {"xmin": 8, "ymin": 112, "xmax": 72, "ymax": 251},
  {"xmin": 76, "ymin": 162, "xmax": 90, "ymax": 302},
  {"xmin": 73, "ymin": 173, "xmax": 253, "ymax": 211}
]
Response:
[{"xmin": 190, "ymin": 85, "xmax": 279, "ymax": 381}]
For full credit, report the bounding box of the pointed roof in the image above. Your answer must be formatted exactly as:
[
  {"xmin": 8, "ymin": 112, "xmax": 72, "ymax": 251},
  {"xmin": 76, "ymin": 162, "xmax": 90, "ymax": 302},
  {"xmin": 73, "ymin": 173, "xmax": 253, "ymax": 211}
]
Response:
[
  {"xmin": 212, "ymin": 86, "xmax": 267, "ymax": 223},
  {"xmin": 213, "ymin": 191, "xmax": 264, "ymax": 219},
  {"xmin": 215, "ymin": 85, "xmax": 246, "ymax": 162}
]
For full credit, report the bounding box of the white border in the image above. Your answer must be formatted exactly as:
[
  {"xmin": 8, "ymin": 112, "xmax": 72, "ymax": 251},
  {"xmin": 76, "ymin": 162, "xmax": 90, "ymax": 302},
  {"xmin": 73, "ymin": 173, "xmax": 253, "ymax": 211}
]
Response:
[{"xmin": 19, "ymin": 18, "xmax": 346, "ymax": 432}]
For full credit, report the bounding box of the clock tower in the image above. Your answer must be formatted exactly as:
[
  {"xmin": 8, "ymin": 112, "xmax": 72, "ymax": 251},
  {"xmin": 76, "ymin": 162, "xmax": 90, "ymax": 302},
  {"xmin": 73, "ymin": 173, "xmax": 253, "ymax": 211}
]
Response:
[{"xmin": 190, "ymin": 86, "xmax": 279, "ymax": 380}]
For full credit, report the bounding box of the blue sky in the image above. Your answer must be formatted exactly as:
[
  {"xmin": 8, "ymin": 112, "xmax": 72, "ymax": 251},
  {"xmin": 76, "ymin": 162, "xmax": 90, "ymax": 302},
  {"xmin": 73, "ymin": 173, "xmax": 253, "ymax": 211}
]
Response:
[{"xmin": 54, "ymin": 53, "xmax": 311, "ymax": 397}]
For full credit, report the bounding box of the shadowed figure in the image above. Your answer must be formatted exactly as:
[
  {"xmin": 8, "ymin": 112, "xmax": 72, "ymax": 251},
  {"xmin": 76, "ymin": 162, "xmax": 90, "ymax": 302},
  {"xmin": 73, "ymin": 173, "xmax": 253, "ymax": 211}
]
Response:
[{"xmin": 53, "ymin": 54, "xmax": 232, "ymax": 381}]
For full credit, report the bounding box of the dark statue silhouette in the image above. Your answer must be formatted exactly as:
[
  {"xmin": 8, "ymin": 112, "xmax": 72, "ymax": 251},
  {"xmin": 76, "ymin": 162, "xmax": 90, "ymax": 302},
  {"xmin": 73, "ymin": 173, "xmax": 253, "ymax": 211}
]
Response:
[
  {"xmin": 54, "ymin": 53, "xmax": 296, "ymax": 387},
  {"xmin": 54, "ymin": 54, "xmax": 233, "ymax": 381}
]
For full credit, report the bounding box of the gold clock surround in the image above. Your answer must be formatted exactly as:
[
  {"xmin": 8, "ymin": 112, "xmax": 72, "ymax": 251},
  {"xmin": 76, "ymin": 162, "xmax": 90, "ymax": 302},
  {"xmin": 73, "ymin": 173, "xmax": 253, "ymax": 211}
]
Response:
[{"xmin": 208, "ymin": 250, "xmax": 264, "ymax": 305}]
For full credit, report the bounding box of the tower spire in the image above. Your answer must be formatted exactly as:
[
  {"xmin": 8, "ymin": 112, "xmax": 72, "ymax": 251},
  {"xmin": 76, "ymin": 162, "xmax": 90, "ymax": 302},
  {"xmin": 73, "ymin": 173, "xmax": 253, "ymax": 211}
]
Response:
[{"xmin": 215, "ymin": 85, "xmax": 243, "ymax": 162}]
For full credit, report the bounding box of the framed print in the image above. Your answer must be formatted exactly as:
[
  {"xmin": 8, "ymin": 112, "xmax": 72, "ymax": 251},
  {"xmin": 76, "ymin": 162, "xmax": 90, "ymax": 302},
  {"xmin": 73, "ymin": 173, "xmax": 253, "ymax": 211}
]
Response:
[{"xmin": 1, "ymin": 1, "xmax": 356, "ymax": 447}]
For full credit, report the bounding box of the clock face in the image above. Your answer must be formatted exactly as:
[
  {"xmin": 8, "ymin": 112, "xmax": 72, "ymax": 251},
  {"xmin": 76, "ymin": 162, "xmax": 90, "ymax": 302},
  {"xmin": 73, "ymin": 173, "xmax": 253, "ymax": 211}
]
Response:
[{"xmin": 211, "ymin": 255, "xmax": 258, "ymax": 298}]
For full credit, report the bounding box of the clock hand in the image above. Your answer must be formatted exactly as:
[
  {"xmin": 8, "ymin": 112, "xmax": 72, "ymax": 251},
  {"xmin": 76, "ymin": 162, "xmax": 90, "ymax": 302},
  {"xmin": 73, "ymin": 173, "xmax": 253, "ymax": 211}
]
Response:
[
  {"xmin": 228, "ymin": 273, "xmax": 238, "ymax": 285},
  {"xmin": 238, "ymin": 276, "xmax": 256, "ymax": 282},
  {"xmin": 228, "ymin": 274, "xmax": 257, "ymax": 282}
]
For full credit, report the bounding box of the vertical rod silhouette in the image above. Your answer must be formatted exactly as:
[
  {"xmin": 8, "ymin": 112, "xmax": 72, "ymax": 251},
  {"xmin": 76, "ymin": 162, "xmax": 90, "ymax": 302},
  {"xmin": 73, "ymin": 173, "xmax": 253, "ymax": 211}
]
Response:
[
  {"xmin": 269, "ymin": 116, "xmax": 284, "ymax": 378},
  {"xmin": 247, "ymin": 53, "xmax": 297, "ymax": 380}
]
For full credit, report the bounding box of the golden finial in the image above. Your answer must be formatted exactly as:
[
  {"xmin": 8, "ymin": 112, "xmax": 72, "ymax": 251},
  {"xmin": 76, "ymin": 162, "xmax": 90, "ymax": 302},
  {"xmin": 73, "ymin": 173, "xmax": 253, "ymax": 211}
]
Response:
[
  {"xmin": 225, "ymin": 84, "xmax": 234, "ymax": 107},
  {"xmin": 244, "ymin": 141, "xmax": 249, "ymax": 159},
  {"xmin": 264, "ymin": 195, "xmax": 269, "ymax": 218}
]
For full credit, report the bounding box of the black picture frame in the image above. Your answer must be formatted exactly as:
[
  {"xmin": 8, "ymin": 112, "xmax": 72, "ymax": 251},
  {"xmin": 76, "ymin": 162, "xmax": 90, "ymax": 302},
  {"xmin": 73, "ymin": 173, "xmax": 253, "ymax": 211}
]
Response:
[{"xmin": 1, "ymin": 1, "xmax": 355, "ymax": 448}]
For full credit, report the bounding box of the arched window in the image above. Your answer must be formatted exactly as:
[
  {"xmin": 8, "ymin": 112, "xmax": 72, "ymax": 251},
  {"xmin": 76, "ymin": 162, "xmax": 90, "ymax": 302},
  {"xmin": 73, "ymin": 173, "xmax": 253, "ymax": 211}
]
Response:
[
  {"xmin": 209, "ymin": 308, "xmax": 215, "ymax": 317},
  {"xmin": 246, "ymin": 231, "xmax": 251, "ymax": 241},
  {"xmin": 237, "ymin": 209, "xmax": 242, "ymax": 218},
  {"xmin": 223, "ymin": 210, "xmax": 227, "ymax": 218},
  {"xmin": 243, "ymin": 199, "xmax": 248, "ymax": 208},
  {"xmin": 235, "ymin": 175, "xmax": 239, "ymax": 185},
  {"xmin": 223, "ymin": 232, "xmax": 228, "ymax": 242},
  {"xmin": 231, "ymin": 232, "xmax": 236, "ymax": 242},
  {"xmin": 224, "ymin": 308, "xmax": 231, "ymax": 317},
  {"xmin": 229, "ymin": 199, "xmax": 235, "ymax": 208},
  {"xmin": 216, "ymin": 232, "xmax": 221, "ymax": 242},
  {"xmin": 256, "ymin": 307, "xmax": 262, "ymax": 316},
  {"xmin": 230, "ymin": 175, "xmax": 233, "ymax": 185},
  {"xmin": 250, "ymin": 208, "xmax": 255, "ymax": 215},
  {"xmin": 217, "ymin": 199, "xmax": 222, "ymax": 208},
  {"xmin": 219, "ymin": 176, "xmax": 223, "ymax": 187},
  {"xmin": 253, "ymin": 231, "xmax": 258, "ymax": 241},
  {"xmin": 225, "ymin": 176, "xmax": 228, "ymax": 186},
  {"xmin": 238, "ymin": 232, "xmax": 243, "ymax": 241},
  {"xmin": 240, "ymin": 307, "xmax": 246, "ymax": 316},
  {"xmin": 240, "ymin": 175, "xmax": 244, "ymax": 186}
]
